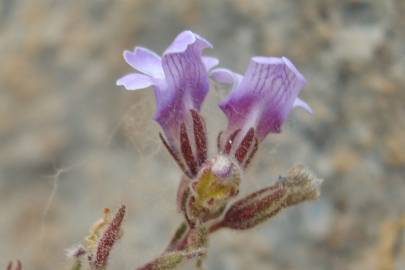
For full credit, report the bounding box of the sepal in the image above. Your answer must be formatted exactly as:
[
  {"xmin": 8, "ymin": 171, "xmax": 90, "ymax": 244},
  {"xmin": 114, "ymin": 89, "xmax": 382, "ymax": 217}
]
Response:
[{"xmin": 160, "ymin": 109, "xmax": 208, "ymax": 178}]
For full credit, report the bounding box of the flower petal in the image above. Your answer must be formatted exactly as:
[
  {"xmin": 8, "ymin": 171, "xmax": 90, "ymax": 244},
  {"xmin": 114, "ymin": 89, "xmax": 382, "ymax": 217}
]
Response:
[
  {"xmin": 219, "ymin": 56, "xmax": 307, "ymax": 140},
  {"xmin": 116, "ymin": 73, "xmax": 153, "ymax": 90},
  {"xmin": 164, "ymin": 30, "xmax": 212, "ymax": 55},
  {"xmin": 211, "ymin": 68, "xmax": 243, "ymax": 87},
  {"xmin": 294, "ymin": 98, "xmax": 312, "ymax": 113},
  {"xmin": 123, "ymin": 47, "xmax": 164, "ymax": 78},
  {"xmin": 202, "ymin": 56, "xmax": 219, "ymax": 71},
  {"xmin": 117, "ymin": 31, "xmax": 214, "ymax": 159},
  {"xmin": 156, "ymin": 31, "xmax": 211, "ymax": 131}
]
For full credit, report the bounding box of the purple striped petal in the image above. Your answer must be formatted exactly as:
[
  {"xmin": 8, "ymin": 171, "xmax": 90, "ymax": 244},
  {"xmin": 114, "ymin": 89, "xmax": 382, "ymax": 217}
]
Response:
[
  {"xmin": 117, "ymin": 31, "xmax": 216, "ymax": 176},
  {"xmin": 202, "ymin": 56, "xmax": 219, "ymax": 71},
  {"xmin": 123, "ymin": 47, "xmax": 164, "ymax": 78},
  {"xmin": 116, "ymin": 73, "xmax": 153, "ymax": 90},
  {"xmin": 164, "ymin": 31, "xmax": 212, "ymax": 54},
  {"xmin": 155, "ymin": 31, "xmax": 212, "ymax": 142},
  {"xmin": 210, "ymin": 68, "xmax": 243, "ymax": 87},
  {"xmin": 218, "ymin": 56, "xmax": 309, "ymax": 141}
]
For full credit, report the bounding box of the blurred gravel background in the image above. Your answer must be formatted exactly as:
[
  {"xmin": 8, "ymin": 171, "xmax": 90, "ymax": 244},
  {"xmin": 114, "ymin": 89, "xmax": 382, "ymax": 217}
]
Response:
[{"xmin": 1, "ymin": 0, "xmax": 405, "ymax": 269}]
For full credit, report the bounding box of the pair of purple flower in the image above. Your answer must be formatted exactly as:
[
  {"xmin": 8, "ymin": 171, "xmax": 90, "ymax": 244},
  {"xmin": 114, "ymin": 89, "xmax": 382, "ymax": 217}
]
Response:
[{"xmin": 117, "ymin": 30, "xmax": 311, "ymax": 176}]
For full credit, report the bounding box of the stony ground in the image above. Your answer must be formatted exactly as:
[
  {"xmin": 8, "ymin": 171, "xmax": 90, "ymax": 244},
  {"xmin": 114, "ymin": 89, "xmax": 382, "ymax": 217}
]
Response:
[{"xmin": 1, "ymin": 0, "xmax": 405, "ymax": 269}]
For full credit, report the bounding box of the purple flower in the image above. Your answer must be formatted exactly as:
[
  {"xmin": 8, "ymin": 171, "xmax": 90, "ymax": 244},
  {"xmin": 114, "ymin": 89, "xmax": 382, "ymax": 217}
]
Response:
[
  {"xmin": 211, "ymin": 57, "xmax": 311, "ymax": 166},
  {"xmin": 117, "ymin": 31, "xmax": 217, "ymax": 177}
]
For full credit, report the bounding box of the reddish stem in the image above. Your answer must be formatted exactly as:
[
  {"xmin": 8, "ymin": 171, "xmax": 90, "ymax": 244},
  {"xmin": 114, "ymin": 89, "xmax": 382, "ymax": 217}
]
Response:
[
  {"xmin": 165, "ymin": 223, "xmax": 190, "ymax": 252},
  {"xmin": 208, "ymin": 220, "xmax": 225, "ymax": 233}
]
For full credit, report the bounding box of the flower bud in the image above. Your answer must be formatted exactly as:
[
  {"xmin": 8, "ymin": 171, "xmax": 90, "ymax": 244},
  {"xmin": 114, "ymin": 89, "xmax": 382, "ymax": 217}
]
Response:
[
  {"xmin": 90, "ymin": 205, "xmax": 126, "ymax": 270},
  {"xmin": 211, "ymin": 165, "xmax": 322, "ymax": 231}
]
